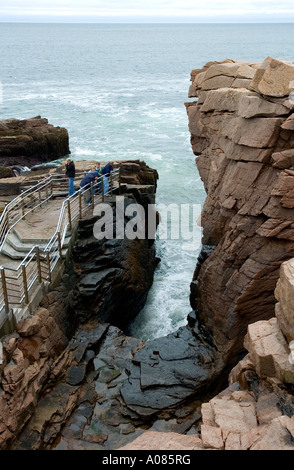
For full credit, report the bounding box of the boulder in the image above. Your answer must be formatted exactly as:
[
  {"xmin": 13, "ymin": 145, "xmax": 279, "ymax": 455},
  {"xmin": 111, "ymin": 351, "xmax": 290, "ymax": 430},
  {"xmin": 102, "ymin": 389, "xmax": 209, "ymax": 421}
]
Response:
[
  {"xmin": 244, "ymin": 318, "xmax": 294, "ymax": 384},
  {"xmin": 275, "ymin": 258, "xmax": 294, "ymax": 342},
  {"xmin": 118, "ymin": 431, "xmax": 204, "ymax": 450},
  {"xmin": 251, "ymin": 57, "xmax": 294, "ymax": 97},
  {"xmin": 281, "ymin": 114, "xmax": 294, "ymax": 131}
]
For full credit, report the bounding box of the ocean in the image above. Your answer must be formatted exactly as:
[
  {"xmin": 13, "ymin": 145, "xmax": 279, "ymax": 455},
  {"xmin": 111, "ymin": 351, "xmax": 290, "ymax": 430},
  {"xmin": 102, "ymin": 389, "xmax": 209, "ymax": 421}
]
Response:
[{"xmin": 0, "ymin": 23, "xmax": 293, "ymax": 340}]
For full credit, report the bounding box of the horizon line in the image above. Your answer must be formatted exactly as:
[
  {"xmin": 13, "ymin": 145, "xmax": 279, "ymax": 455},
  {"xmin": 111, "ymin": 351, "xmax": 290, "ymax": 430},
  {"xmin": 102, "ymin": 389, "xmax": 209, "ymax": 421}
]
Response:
[{"xmin": 1, "ymin": 20, "xmax": 294, "ymax": 24}]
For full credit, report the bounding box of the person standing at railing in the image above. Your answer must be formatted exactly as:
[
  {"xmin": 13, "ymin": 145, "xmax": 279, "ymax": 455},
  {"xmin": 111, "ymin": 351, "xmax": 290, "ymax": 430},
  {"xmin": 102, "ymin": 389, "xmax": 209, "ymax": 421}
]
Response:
[
  {"xmin": 96, "ymin": 162, "xmax": 103, "ymax": 175},
  {"xmin": 101, "ymin": 161, "xmax": 113, "ymax": 195},
  {"xmin": 95, "ymin": 162, "xmax": 103, "ymax": 193},
  {"xmin": 65, "ymin": 157, "xmax": 76, "ymax": 197},
  {"xmin": 80, "ymin": 168, "xmax": 98, "ymax": 205}
]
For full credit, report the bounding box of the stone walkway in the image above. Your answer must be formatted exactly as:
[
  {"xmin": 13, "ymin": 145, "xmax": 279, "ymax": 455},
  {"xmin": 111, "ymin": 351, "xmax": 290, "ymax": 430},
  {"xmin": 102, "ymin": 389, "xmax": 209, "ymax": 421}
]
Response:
[
  {"xmin": 0, "ymin": 198, "xmax": 66, "ymax": 270},
  {"xmin": 15, "ymin": 198, "xmax": 65, "ymax": 241}
]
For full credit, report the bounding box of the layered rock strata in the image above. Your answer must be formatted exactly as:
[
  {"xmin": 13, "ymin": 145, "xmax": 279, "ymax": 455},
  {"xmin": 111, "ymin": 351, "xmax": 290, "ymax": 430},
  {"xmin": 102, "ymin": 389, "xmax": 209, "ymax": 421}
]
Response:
[
  {"xmin": 70, "ymin": 191, "xmax": 159, "ymax": 327},
  {"xmin": 0, "ymin": 116, "xmax": 70, "ymax": 168},
  {"xmin": 186, "ymin": 57, "xmax": 294, "ymax": 367},
  {"xmin": 0, "ymin": 282, "xmax": 73, "ymax": 449}
]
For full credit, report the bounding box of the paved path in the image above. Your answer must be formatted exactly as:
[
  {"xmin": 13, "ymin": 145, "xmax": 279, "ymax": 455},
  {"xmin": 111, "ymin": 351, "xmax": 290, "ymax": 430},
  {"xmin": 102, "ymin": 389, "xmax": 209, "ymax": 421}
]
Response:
[
  {"xmin": 0, "ymin": 198, "xmax": 68, "ymax": 270},
  {"xmin": 15, "ymin": 198, "xmax": 64, "ymax": 241}
]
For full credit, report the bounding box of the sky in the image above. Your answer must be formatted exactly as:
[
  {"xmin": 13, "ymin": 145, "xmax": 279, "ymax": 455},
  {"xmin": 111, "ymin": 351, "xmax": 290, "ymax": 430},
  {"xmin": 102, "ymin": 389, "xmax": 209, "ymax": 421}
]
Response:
[{"xmin": 0, "ymin": 0, "xmax": 294, "ymax": 22}]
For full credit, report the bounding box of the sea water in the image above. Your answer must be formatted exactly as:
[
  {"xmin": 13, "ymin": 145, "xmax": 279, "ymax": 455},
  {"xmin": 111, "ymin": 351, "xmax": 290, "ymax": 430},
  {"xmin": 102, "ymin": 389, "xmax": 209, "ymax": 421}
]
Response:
[{"xmin": 0, "ymin": 23, "xmax": 294, "ymax": 340}]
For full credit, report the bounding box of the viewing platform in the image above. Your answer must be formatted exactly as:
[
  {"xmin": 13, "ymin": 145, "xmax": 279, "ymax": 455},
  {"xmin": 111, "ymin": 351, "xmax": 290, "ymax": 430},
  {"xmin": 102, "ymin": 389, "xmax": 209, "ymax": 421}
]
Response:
[{"xmin": 0, "ymin": 166, "xmax": 120, "ymax": 337}]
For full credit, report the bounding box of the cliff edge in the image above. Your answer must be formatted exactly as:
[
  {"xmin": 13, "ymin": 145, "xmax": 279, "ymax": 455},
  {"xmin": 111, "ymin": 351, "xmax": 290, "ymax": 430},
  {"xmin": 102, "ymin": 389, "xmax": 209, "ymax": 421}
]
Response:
[{"xmin": 186, "ymin": 57, "xmax": 294, "ymax": 366}]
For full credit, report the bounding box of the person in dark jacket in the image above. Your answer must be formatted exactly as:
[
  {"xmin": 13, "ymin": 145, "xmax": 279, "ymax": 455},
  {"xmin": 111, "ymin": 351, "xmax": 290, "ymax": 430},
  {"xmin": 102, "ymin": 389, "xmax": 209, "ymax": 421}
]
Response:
[
  {"xmin": 101, "ymin": 161, "xmax": 113, "ymax": 177},
  {"xmin": 80, "ymin": 169, "xmax": 98, "ymax": 205},
  {"xmin": 65, "ymin": 157, "xmax": 76, "ymax": 197},
  {"xmin": 101, "ymin": 161, "xmax": 113, "ymax": 194},
  {"xmin": 80, "ymin": 170, "xmax": 97, "ymax": 188}
]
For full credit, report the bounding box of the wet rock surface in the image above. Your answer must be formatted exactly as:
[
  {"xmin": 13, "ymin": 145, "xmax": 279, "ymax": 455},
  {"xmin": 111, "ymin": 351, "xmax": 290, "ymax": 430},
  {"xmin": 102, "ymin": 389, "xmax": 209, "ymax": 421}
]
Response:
[
  {"xmin": 13, "ymin": 321, "xmax": 209, "ymax": 450},
  {"xmin": 120, "ymin": 323, "xmax": 219, "ymax": 417},
  {"xmin": 117, "ymin": 266, "xmax": 294, "ymax": 451},
  {"xmin": 71, "ymin": 189, "xmax": 159, "ymax": 328}
]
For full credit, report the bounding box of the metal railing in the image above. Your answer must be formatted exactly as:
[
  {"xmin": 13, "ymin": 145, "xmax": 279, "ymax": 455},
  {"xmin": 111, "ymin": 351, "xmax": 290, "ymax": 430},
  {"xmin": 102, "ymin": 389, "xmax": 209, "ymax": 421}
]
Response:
[{"xmin": 0, "ymin": 168, "xmax": 120, "ymax": 316}]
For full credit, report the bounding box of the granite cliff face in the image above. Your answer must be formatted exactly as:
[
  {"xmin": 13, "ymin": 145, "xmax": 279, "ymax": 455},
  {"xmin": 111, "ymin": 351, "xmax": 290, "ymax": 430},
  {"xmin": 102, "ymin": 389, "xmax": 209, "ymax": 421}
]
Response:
[
  {"xmin": 0, "ymin": 116, "xmax": 70, "ymax": 168},
  {"xmin": 186, "ymin": 57, "xmax": 294, "ymax": 366}
]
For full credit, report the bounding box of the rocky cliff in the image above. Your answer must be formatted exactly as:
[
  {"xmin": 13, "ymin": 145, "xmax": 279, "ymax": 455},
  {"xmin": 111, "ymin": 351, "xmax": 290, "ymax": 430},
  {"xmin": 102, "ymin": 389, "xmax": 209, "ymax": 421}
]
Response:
[
  {"xmin": 0, "ymin": 160, "xmax": 161, "ymax": 450},
  {"xmin": 120, "ymin": 257, "xmax": 294, "ymax": 450},
  {"xmin": 0, "ymin": 116, "xmax": 70, "ymax": 169},
  {"xmin": 186, "ymin": 57, "xmax": 294, "ymax": 368}
]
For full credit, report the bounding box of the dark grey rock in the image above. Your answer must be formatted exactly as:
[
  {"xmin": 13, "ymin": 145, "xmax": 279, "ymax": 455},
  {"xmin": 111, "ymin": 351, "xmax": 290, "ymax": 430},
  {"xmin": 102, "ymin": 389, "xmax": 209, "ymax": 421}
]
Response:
[
  {"xmin": 120, "ymin": 325, "xmax": 219, "ymax": 418},
  {"xmin": 66, "ymin": 364, "xmax": 87, "ymax": 386}
]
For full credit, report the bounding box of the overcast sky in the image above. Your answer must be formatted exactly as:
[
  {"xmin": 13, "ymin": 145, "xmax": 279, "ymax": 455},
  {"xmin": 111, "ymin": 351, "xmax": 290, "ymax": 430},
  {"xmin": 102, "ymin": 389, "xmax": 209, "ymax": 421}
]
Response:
[{"xmin": 1, "ymin": 0, "xmax": 294, "ymax": 22}]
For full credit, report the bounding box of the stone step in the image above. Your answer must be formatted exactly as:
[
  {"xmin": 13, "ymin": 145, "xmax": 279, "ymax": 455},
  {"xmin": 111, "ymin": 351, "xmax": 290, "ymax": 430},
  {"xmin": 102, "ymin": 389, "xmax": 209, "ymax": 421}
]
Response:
[
  {"xmin": 6, "ymin": 230, "xmax": 71, "ymax": 253},
  {"xmin": 12, "ymin": 226, "xmax": 52, "ymax": 245},
  {"xmin": 12, "ymin": 227, "xmax": 71, "ymax": 246},
  {"xmin": 1, "ymin": 242, "xmax": 33, "ymax": 260},
  {"xmin": 1, "ymin": 241, "xmax": 69, "ymax": 260},
  {"xmin": 6, "ymin": 232, "xmax": 48, "ymax": 253}
]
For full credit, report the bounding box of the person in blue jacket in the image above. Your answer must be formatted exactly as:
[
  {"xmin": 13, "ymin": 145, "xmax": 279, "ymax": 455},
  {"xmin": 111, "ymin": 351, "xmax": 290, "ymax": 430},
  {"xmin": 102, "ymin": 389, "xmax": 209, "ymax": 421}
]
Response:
[
  {"xmin": 80, "ymin": 169, "xmax": 98, "ymax": 204},
  {"xmin": 101, "ymin": 161, "xmax": 113, "ymax": 194}
]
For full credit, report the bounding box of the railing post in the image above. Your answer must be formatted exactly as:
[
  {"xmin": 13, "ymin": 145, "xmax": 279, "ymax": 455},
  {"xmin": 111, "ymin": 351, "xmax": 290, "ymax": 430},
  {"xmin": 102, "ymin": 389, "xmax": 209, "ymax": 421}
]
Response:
[
  {"xmin": 119, "ymin": 167, "xmax": 122, "ymax": 195},
  {"xmin": 57, "ymin": 232, "xmax": 63, "ymax": 260},
  {"xmin": 21, "ymin": 265, "xmax": 29, "ymax": 305},
  {"xmin": 101, "ymin": 177, "xmax": 105, "ymax": 202},
  {"xmin": 0, "ymin": 267, "xmax": 9, "ymax": 315},
  {"xmin": 110, "ymin": 172, "xmax": 113, "ymax": 196},
  {"xmin": 46, "ymin": 251, "xmax": 52, "ymax": 283},
  {"xmin": 91, "ymin": 183, "xmax": 94, "ymax": 210},
  {"xmin": 35, "ymin": 246, "xmax": 42, "ymax": 283},
  {"xmin": 5, "ymin": 205, "xmax": 9, "ymax": 230},
  {"xmin": 21, "ymin": 195, "xmax": 26, "ymax": 219},
  {"xmin": 79, "ymin": 192, "xmax": 82, "ymax": 219},
  {"xmin": 30, "ymin": 193, "xmax": 34, "ymax": 212},
  {"xmin": 67, "ymin": 200, "xmax": 72, "ymax": 231}
]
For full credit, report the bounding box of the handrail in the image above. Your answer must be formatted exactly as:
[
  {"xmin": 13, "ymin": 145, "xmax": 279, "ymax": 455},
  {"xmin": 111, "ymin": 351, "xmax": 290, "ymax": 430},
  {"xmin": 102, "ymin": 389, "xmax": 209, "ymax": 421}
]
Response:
[
  {"xmin": 0, "ymin": 170, "xmax": 90, "ymax": 250},
  {"xmin": 0, "ymin": 167, "xmax": 120, "ymax": 317},
  {"xmin": 45, "ymin": 169, "xmax": 120, "ymax": 252}
]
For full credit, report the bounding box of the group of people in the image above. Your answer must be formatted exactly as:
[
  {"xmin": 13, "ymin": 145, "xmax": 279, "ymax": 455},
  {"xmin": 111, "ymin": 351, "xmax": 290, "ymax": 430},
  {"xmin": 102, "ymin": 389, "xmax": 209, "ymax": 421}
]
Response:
[{"xmin": 65, "ymin": 158, "xmax": 114, "ymax": 203}]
